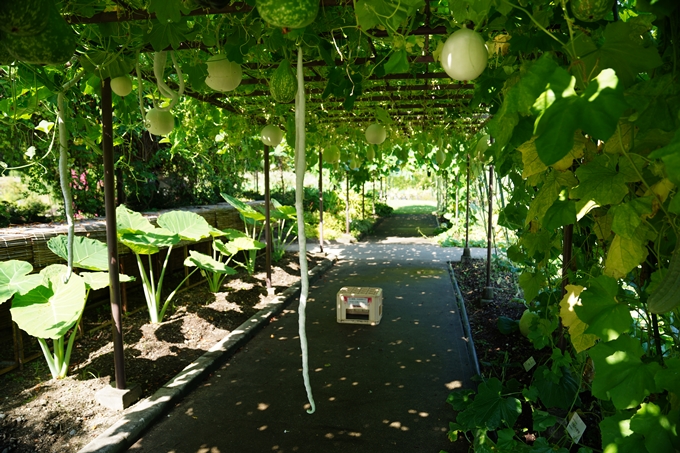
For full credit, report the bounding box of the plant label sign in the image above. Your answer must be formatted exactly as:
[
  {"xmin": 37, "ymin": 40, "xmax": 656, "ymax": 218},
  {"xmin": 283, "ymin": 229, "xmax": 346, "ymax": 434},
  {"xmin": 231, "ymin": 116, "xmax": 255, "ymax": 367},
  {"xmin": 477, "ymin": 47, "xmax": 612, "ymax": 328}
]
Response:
[
  {"xmin": 567, "ymin": 412, "xmax": 586, "ymax": 443},
  {"xmin": 523, "ymin": 356, "xmax": 536, "ymax": 372}
]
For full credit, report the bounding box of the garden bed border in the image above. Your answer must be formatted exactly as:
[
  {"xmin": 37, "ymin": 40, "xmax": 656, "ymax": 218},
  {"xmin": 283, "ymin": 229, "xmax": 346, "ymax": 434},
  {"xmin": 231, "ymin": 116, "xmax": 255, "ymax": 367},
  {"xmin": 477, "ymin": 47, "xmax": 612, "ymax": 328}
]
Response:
[{"xmin": 448, "ymin": 262, "xmax": 481, "ymax": 377}]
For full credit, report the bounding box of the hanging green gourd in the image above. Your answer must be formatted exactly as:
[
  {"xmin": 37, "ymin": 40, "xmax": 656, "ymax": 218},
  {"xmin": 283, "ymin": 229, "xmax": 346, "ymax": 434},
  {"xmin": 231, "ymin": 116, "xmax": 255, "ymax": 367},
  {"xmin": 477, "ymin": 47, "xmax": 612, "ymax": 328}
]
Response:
[
  {"xmin": 261, "ymin": 125, "xmax": 284, "ymax": 147},
  {"xmin": 269, "ymin": 59, "xmax": 297, "ymax": 103},
  {"xmin": 205, "ymin": 54, "xmax": 242, "ymax": 92},
  {"xmin": 111, "ymin": 75, "xmax": 133, "ymax": 97},
  {"xmin": 293, "ymin": 45, "xmax": 315, "ymax": 415},
  {"xmin": 144, "ymin": 51, "xmax": 184, "ymax": 136},
  {"xmin": 571, "ymin": 0, "xmax": 615, "ymax": 22},
  {"xmin": 366, "ymin": 146, "xmax": 376, "ymax": 162},
  {"xmin": 256, "ymin": 0, "xmax": 319, "ymax": 29},
  {"xmin": 324, "ymin": 145, "xmax": 340, "ymax": 164},
  {"xmin": 365, "ymin": 123, "xmax": 387, "ymax": 145},
  {"xmin": 440, "ymin": 28, "xmax": 488, "ymax": 81}
]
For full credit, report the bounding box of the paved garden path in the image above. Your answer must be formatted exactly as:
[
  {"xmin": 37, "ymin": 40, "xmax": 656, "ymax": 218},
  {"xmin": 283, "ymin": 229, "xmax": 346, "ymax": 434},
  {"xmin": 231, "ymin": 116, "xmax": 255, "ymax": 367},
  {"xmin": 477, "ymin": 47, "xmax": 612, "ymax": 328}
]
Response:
[{"xmin": 127, "ymin": 214, "xmax": 480, "ymax": 453}]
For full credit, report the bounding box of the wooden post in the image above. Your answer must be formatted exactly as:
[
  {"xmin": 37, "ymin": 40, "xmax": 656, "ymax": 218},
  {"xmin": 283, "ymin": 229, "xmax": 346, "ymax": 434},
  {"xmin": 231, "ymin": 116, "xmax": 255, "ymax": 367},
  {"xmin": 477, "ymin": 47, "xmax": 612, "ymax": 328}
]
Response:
[
  {"xmin": 264, "ymin": 145, "xmax": 272, "ymax": 290},
  {"xmin": 318, "ymin": 148, "xmax": 324, "ymax": 253},
  {"xmin": 482, "ymin": 165, "xmax": 494, "ymax": 301},
  {"xmin": 462, "ymin": 154, "xmax": 471, "ymax": 260},
  {"xmin": 346, "ymin": 170, "xmax": 350, "ymax": 234},
  {"xmin": 102, "ymin": 77, "xmax": 126, "ymax": 389}
]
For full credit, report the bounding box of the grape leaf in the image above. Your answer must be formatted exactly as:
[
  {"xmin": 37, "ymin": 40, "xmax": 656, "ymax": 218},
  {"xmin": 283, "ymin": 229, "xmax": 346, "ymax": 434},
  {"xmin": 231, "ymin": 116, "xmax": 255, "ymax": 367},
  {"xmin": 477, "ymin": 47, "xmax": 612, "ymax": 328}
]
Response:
[
  {"xmin": 525, "ymin": 173, "xmax": 560, "ymax": 226},
  {"xmin": 611, "ymin": 197, "xmax": 653, "ymax": 239},
  {"xmin": 543, "ymin": 199, "xmax": 576, "ymax": 230},
  {"xmin": 604, "ymin": 235, "xmax": 648, "ymax": 279},
  {"xmin": 654, "ymin": 357, "xmax": 680, "ymax": 395},
  {"xmin": 505, "ymin": 55, "xmax": 562, "ymax": 115},
  {"xmin": 559, "ymin": 284, "xmax": 598, "ymax": 353},
  {"xmin": 575, "ymin": 275, "xmax": 632, "ymax": 341},
  {"xmin": 600, "ymin": 411, "xmax": 647, "ymax": 453},
  {"xmin": 534, "ymin": 97, "xmax": 581, "ymax": 165},
  {"xmin": 384, "ymin": 49, "xmax": 410, "ymax": 75},
  {"xmin": 519, "ymin": 271, "xmax": 546, "ymax": 303},
  {"xmin": 571, "ymin": 154, "xmax": 629, "ymax": 206},
  {"xmin": 630, "ymin": 403, "xmax": 680, "ymax": 453},
  {"xmin": 589, "ymin": 335, "xmax": 660, "ymax": 409},
  {"xmin": 649, "ymin": 128, "xmax": 680, "ymax": 186},
  {"xmin": 457, "ymin": 378, "xmax": 521, "ymax": 430},
  {"xmin": 148, "ymin": 0, "xmax": 184, "ymax": 23},
  {"xmin": 573, "ymin": 21, "xmax": 663, "ymax": 88},
  {"xmin": 579, "ymin": 69, "xmax": 629, "ymax": 141}
]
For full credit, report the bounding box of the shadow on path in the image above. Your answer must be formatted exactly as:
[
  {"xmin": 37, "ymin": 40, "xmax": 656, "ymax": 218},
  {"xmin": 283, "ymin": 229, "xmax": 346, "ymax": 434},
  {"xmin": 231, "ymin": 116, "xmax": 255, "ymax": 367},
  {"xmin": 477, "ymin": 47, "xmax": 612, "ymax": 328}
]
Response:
[{"xmin": 128, "ymin": 214, "xmax": 474, "ymax": 453}]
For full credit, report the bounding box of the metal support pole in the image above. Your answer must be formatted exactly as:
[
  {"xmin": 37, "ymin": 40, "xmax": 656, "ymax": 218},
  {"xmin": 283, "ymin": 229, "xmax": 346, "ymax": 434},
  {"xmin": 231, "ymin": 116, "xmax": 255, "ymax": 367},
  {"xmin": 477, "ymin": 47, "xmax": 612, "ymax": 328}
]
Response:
[
  {"xmin": 318, "ymin": 149, "xmax": 324, "ymax": 253},
  {"xmin": 264, "ymin": 145, "xmax": 272, "ymax": 291},
  {"xmin": 482, "ymin": 165, "xmax": 495, "ymax": 301},
  {"xmin": 462, "ymin": 154, "xmax": 471, "ymax": 260},
  {"xmin": 102, "ymin": 78, "xmax": 126, "ymax": 389}
]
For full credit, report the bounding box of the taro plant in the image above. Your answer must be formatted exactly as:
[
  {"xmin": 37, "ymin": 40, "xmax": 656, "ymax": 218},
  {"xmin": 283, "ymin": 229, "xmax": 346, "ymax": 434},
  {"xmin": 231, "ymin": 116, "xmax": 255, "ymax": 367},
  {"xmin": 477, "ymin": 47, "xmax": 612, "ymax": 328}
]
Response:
[
  {"xmin": 184, "ymin": 228, "xmax": 265, "ymax": 293},
  {"xmin": 116, "ymin": 205, "xmax": 217, "ymax": 323},
  {"xmin": 259, "ymin": 200, "xmax": 297, "ymax": 262},
  {"xmin": 0, "ymin": 235, "xmax": 132, "ymax": 379},
  {"xmin": 221, "ymin": 193, "xmax": 266, "ymax": 274}
]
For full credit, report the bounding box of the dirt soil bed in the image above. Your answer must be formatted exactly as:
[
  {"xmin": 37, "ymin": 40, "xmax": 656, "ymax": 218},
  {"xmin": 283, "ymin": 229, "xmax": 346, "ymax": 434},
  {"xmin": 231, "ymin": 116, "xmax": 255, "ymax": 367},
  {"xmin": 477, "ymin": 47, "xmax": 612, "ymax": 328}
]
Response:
[{"xmin": 0, "ymin": 252, "xmax": 321, "ymax": 453}]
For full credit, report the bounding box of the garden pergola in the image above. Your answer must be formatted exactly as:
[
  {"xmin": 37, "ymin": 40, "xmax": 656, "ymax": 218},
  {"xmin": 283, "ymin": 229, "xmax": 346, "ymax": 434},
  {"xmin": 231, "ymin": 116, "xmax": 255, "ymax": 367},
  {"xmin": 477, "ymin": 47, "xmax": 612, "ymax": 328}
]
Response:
[{"xmin": 2, "ymin": 1, "xmax": 680, "ymax": 450}]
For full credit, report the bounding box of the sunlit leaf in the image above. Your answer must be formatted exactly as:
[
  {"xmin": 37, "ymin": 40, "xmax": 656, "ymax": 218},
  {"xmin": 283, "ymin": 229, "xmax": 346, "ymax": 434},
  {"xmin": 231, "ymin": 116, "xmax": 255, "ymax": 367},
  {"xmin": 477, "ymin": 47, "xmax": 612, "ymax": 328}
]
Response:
[
  {"xmin": 10, "ymin": 265, "xmax": 86, "ymax": 339},
  {"xmin": 575, "ymin": 275, "xmax": 632, "ymax": 341},
  {"xmin": 0, "ymin": 260, "xmax": 43, "ymax": 304},
  {"xmin": 47, "ymin": 235, "xmax": 109, "ymax": 271},
  {"xmin": 157, "ymin": 210, "xmax": 213, "ymax": 241},
  {"xmin": 589, "ymin": 335, "xmax": 660, "ymax": 409},
  {"xmin": 630, "ymin": 403, "xmax": 680, "ymax": 452},
  {"xmin": 604, "ymin": 235, "xmax": 648, "ymax": 279},
  {"xmin": 559, "ymin": 285, "xmax": 598, "ymax": 353}
]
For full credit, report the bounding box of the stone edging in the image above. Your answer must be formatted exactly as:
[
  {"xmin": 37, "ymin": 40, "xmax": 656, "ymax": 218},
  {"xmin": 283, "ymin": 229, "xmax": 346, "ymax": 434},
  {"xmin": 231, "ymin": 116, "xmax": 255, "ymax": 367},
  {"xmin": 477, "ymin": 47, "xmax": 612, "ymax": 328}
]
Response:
[
  {"xmin": 447, "ymin": 262, "xmax": 481, "ymax": 378},
  {"xmin": 77, "ymin": 254, "xmax": 338, "ymax": 453}
]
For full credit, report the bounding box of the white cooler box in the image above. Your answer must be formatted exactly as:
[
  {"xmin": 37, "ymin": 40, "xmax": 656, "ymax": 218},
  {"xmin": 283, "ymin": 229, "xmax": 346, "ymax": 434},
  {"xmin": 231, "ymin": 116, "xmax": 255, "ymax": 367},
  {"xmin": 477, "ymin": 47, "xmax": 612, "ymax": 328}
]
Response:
[{"xmin": 337, "ymin": 286, "xmax": 383, "ymax": 326}]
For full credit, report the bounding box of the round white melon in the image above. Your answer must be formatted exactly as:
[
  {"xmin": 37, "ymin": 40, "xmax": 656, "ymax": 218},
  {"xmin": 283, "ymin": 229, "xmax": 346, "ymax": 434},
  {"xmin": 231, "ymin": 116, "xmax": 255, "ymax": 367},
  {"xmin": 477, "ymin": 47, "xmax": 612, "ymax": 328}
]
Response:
[
  {"xmin": 205, "ymin": 55, "xmax": 242, "ymax": 92},
  {"xmin": 260, "ymin": 125, "xmax": 284, "ymax": 147},
  {"xmin": 111, "ymin": 75, "xmax": 133, "ymax": 97},
  {"xmin": 365, "ymin": 123, "xmax": 386, "ymax": 145},
  {"xmin": 145, "ymin": 108, "xmax": 175, "ymax": 136},
  {"xmin": 440, "ymin": 28, "xmax": 489, "ymax": 81}
]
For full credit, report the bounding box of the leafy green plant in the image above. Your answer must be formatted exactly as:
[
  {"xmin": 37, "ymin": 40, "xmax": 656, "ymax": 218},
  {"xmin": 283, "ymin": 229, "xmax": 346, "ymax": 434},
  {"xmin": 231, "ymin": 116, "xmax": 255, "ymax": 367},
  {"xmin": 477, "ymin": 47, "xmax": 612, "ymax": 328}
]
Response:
[
  {"xmin": 221, "ymin": 193, "xmax": 266, "ymax": 274},
  {"xmin": 263, "ymin": 200, "xmax": 297, "ymax": 262},
  {"xmin": 0, "ymin": 235, "xmax": 132, "ymax": 379},
  {"xmin": 184, "ymin": 229, "xmax": 264, "ymax": 292},
  {"xmin": 116, "ymin": 204, "xmax": 216, "ymax": 323}
]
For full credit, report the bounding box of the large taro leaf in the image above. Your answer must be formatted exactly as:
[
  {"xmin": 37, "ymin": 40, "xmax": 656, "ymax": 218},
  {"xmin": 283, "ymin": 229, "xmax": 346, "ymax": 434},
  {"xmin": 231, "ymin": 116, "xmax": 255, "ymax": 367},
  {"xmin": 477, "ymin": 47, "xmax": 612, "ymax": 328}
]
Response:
[
  {"xmin": 119, "ymin": 229, "xmax": 180, "ymax": 255},
  {"xmin": 157, "ymin": 210, "xmax": 213, "ymax": 241},
  {"xmin": 0, "ymin": 260, "xmax": 43, "ymax": 304},
  {"xmin": 630, "ymin": 403, "xmax": 680, "ymax": 453},
  {"xmin": 10, "ymin": 265, "xmax": 86, "ymax": 339},
  {"xmin": 81, "ymin": 272, "xmax": 134, "ymax": 291},
  {"xmin": 116, "ymin": 204, "xmax": 155, "ymax": 234},
  {"xmin": 221, "ymin": 193, "xmax": 264, "ymax": 221},
  {"xmin": 589, "ymin": 335, "xmax": 661, "ymax": 409},
  {"xmin": 456, "ymin": 378, "xmax": 521, "ymax": 431},
  {"xmin": 184, "ymin": 250, "xmax": 237, "ymax": 275},
  {"xmin": 222, "ymin": 229, "xmax": 265, "ymax": 250},
  {"xmin": 47, "ymin": 235, "xmax": 108, "ymax": 271}
]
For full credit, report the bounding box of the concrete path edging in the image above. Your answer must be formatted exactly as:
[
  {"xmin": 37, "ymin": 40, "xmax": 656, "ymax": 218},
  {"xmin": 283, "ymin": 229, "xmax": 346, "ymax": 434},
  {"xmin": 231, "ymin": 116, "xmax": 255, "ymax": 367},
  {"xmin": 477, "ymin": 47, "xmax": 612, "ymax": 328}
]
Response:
[
  {"xmin": 77, "ymin": 255, "xmax": 337, "ymax": 453},
  {"xmin": 448, "ymin": 262, "xmax": 481, "ymax": 378}
]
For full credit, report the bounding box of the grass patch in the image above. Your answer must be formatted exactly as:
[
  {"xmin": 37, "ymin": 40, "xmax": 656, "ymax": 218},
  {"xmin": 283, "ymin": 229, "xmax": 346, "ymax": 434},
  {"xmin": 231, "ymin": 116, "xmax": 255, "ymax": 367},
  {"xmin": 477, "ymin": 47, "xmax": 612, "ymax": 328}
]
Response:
[{"xmin": 388, "ymin": 200, "xmax": 437, "ymax": 215}]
